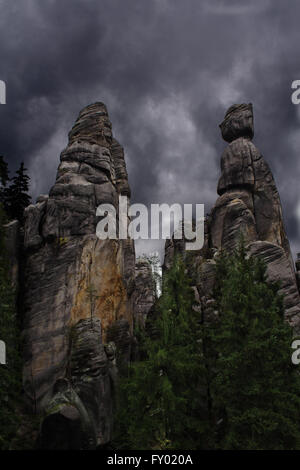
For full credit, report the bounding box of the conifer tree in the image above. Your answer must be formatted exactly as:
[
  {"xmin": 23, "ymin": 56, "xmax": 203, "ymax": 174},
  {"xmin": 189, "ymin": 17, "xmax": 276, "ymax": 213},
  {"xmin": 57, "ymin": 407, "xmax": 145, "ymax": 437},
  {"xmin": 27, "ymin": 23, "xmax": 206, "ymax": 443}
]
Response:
[
  {"xmin": 4, "ymin": 162, "xmax": 31, "ymax": 224},
  {"xmin": 208, "ymin": 242, "xmax": 300, "ymax": 450}
]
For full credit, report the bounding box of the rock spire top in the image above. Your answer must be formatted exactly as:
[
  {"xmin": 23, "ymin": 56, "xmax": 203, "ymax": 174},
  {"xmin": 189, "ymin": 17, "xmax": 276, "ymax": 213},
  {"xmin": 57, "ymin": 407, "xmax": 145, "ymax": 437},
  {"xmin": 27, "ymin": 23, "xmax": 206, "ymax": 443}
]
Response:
[{"xmin": 219, "ymin": 103, "xmax": 253, "ymax": 143}]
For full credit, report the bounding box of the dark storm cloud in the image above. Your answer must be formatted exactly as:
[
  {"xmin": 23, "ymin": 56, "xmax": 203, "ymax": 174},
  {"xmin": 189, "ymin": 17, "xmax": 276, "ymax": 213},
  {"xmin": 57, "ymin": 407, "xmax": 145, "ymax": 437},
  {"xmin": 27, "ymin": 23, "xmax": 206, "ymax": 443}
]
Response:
[{"xmin": 1, "ymin": 0, "xmax": 300, "ymax": 257}]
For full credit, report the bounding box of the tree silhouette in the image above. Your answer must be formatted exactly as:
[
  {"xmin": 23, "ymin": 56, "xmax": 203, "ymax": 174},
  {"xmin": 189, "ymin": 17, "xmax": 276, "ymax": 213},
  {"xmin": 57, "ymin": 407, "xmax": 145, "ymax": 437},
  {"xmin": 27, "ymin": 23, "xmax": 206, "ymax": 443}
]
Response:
[
  {"xmin": 0, "ymin": 156, "xmax": 9, "ymax": 188},
  {"xmin": 4, "ymin": 162, "xmax": 31, "ymax": 224}
]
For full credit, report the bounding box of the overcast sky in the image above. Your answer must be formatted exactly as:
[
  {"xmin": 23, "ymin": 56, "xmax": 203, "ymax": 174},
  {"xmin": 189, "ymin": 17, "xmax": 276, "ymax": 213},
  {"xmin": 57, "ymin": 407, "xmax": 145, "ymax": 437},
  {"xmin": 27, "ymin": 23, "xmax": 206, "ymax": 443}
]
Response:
[{"xmin": 1, "ymin": 0, "xmax": 300, "ymax": 259}]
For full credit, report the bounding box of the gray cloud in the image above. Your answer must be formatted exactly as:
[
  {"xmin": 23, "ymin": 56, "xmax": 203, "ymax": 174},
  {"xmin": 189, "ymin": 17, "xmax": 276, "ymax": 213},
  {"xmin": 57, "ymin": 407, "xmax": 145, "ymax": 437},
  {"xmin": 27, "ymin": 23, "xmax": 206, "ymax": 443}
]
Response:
[{"xmin": 0, "ymin": 0, "xmax": 300, "ymax": 257}]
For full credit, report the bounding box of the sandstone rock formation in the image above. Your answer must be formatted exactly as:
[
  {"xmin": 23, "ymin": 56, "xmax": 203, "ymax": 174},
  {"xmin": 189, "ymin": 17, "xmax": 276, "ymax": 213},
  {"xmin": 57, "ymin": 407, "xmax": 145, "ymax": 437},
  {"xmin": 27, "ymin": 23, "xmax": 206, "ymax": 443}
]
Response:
[
  {"xmin": 7, "ymin": 100, "xmax": 300, "ymax": 449},
  {"xmin": 132, "ymin": 258, "xmax": 156, "ymax": 328},
  {"xmin": 38, "ymin": 319, "xmax": 117, "ymax": 449},
  {"xmin": 164, "ymin": 103, "xmax": 300, "ymax": 331},
  {"xmin": 22, "ymin": 103, "xmax": 135, "ymax": 447}
]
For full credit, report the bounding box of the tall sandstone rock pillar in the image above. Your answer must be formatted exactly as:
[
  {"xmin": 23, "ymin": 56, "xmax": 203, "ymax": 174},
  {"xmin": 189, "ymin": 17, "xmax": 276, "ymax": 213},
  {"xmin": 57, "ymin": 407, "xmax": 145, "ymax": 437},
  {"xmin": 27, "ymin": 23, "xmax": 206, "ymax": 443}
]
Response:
[
  {"xmin": 22, "ymin": 103, "xmax": 135, "ymax": 447},
  {"xmin": 211, "ymin": 103, "xmax": 300, "ymax": 331},
  {"xmin": 164, "ymin": 103, "xmax": 300, "ymax": 333}
]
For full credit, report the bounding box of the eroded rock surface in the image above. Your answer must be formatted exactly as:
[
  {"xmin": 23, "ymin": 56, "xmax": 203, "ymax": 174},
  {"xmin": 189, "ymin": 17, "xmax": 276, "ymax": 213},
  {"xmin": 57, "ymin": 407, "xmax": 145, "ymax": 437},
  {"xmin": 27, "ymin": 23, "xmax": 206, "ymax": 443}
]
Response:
[
  {"xmin": 164, "ymin": 103, "xmax": 300, "ymax": 332},
  {"xmin": 22, "ymin": 103, "xmax": 135, "ymax": 446},
  {"xmin": 133, "ymin": 258, "xmax": 156, "ymax": 328},
  {"xmin": 15, "ymin": 101, "xmax": 300, "ymax": 449}
]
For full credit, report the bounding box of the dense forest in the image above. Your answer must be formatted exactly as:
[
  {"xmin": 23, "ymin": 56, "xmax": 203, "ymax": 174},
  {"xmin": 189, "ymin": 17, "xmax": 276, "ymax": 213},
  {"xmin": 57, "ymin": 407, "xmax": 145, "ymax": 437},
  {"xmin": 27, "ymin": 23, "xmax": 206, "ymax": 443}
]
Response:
[
  {"xmin": 0, "ymin": 158, "xmax": 36, "ymax": 449},
  {"xmin": 114, "ymin": 248, "xmax": 300, "ymax": 450}
]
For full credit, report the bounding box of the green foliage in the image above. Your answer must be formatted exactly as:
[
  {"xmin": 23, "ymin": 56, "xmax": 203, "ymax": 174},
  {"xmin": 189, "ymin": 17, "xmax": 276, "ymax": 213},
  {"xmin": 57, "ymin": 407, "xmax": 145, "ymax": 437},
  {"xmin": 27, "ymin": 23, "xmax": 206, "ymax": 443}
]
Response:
[
  {"xmin": 114, "ymin": 241, "xmax": 300, "ymax": 450},
  {"xmin": 58, "ymin": 236, "xmax": 68, "ymax": 246},
  {"xmin": 0, "ymin": 204, "xmax": 22, "ymax": 449},
  {"xmin": 208, "ymin": 241, "xmax": 300, "ymax": 450},
  {"xmin": 0, "ymin": 160, "xmax": 31, "ymax": 224},
  {"xmin": 114, "ymin": 255, "xmax": 211, "ymax": 450}
]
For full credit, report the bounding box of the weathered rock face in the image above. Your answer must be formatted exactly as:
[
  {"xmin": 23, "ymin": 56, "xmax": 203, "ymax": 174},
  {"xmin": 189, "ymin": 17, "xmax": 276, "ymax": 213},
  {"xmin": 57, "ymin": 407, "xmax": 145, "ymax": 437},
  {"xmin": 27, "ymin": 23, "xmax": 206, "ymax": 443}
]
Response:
[
  {"xmin": 39, "ymin": 319, "xmax": 117, "ymax": 449},
  {"xmin": 4, "ymin": 219, "xmax": 21, "ymax": 290},
  {"xmin": 248, "ymin": 242, "xmax": 300, "ymax": 327},
  {"xmin": 164, "ymin": 103, "xmax": 300, "ymax": 332},
  {"xmin": 132, "ymin": 258, "xmax": 156, "ymax": 328},
  {"xmin": 22, "ymin": 103, "xmax": 135, "ymax": 446},
  {"xmin": 219, "ymin": 103, "xmax": 254, "ymax": 143}
]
